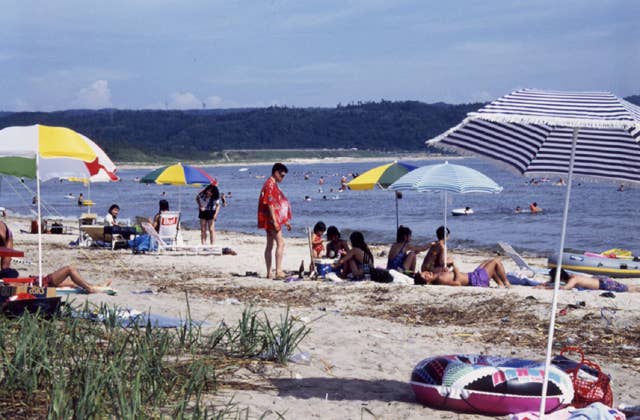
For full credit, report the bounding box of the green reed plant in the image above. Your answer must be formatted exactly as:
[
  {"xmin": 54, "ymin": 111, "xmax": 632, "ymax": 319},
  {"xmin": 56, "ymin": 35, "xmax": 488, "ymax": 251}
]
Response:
[
  {"xmin": 261, "ymin": 307, "xmax": 310, "ymax": 364},
  {"xmin": 0, "ymin": 301, "xmax": 310, "ymax": 418}
]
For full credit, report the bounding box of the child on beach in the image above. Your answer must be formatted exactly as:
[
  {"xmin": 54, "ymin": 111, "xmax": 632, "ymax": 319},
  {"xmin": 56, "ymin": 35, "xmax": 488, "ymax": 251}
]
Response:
[{"xmin": 311, "ymin": 221, "xmax": 326, "ymax": 258}]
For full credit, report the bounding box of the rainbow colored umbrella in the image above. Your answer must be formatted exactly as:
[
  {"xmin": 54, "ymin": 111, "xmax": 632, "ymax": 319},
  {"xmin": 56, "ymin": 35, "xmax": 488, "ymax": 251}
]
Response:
[
  {"xmin": 140, "ymin": 163, "xmax": 216, "ymax": 186},
  {"xmin": 347, "ymin": 161, "xmax": 417, "ymax": 228},
  {"xmin": 140, "ymin": 163, "xmax": 216, "ymax": 211}
]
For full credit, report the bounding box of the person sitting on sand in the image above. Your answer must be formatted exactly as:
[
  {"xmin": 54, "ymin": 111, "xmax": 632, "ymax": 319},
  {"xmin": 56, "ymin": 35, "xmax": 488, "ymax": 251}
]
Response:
[
  {"xmin": 311, "ymin": 221, "xmax": 326, "ymax": 258},
  {"xmin": 537, "ymin": 268, "xmax": 640, "ymax": 293},
  {"xmin": 334, "ymin": 231, "xmax": 373, "ymax": 280},
  {"xmin": 529, "ymin": 202, "xmax": 542, "ymax": 213},
  {"xmin": 387, "ymin": 225, "xmax": 430, "ymax": 274},
  {"xmin": 415, "ymin": 258, "xmax": 511, "ymax": 288},
  {"xmin": 325, "ymin": 225, "xmax": 349, "ymax": 258},
  {"xmin": 420, "ymin": 226, "xmax": 452, "ymax": 274},
  {"xmin": 0, "ymin": 220, "xmax": 19, "ymax": 278},
  {"xmin": 150, "ymin": 199, "xmax": 170, "ymax": 232}
]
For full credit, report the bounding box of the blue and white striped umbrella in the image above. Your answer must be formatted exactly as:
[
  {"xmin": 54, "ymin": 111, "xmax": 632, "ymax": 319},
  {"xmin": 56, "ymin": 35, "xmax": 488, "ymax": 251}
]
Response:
[
  {"xmin": 426, "ymin": 88, "xmax": 640, "ymax": 414},
  {"xmin": 389, "ymin": 162, "xmax": 502, "ymax": 276},
  {"xmin": 389, "ymin": 161, "xmax": 503, "ymax": 194},
  {"xmin": 428, "ymin": 89, "xmax": 640, "ymax": 182}
]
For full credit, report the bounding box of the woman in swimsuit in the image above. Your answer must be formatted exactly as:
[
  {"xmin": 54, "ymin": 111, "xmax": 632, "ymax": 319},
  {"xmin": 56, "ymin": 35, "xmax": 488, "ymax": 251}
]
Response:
[
  {"xmin": 325, "ymin": 226, "xmax": 349, "ymax": 258},
  {"xmin": 387, "ymin": 225, "xmax": 430, "ymax": 274},
  {"xmin": 335, "ymin": 231, "xmax": 373, "ymax": 280}
]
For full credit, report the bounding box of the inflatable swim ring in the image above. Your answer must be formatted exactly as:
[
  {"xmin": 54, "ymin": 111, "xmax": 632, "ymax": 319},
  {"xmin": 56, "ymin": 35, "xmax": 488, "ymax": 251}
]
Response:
[
  {"xmin": 81, "ymin": 200, "xmax": 95, "ymax": 207},
  {"xmin": 411, "ymin": 354, "xmax": 574, "ymax": 416}
]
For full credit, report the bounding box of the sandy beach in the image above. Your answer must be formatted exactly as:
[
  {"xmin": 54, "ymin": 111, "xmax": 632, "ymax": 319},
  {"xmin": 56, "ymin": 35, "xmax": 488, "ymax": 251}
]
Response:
[{"xmin": 4, "ymin": 215, "xmax": 639, "ymax": 418}]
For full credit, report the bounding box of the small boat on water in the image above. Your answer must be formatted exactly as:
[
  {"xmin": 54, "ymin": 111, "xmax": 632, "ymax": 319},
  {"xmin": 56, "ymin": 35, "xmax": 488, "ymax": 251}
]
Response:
[
  {"xmin": 451, "ymin": 207, "xmax": 473, "ymax": 216},
  {"xmin": 548, "ymin": 249, "xmax": 640, "ymax": 278}
]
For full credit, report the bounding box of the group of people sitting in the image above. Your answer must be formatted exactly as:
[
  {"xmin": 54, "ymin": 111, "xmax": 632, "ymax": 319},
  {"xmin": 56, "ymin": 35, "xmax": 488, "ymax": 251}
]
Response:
[
  {"xmin": 310, "ymin": 221, "xmax": 510, "ymax": 285},
  {"xmin": 309, "ymin": 221, "xmax": 637, "ymax": 292}
]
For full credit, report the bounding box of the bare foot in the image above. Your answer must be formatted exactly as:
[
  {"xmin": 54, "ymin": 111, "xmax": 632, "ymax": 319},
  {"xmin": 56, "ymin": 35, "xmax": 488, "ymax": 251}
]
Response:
[{"xmin": 102, "ymin": 280, "xmax": 113, "ymax": 288}]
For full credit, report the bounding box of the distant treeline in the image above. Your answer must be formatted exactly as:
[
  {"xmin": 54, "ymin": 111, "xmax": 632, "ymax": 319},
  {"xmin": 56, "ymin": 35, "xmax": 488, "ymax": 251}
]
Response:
[{"xmin": 2, "ymin": 95, "xmax": 638, "ymax": 162}]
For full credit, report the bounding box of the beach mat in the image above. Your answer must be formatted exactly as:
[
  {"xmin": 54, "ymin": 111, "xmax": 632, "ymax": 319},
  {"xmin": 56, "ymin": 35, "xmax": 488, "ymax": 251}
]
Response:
[
  {"xmin": 56, "ymin": 286, "xmax": 117, "ymax": 296},
  {"xmin": 72, "ymin": 308, "xmax": 206, "ymax": 328}
]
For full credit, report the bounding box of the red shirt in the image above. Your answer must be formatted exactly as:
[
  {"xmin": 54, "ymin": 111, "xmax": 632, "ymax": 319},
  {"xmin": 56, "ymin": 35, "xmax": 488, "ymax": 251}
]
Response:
[{"xmin": 257, "ymin": 176, "xmax": 291, "ymax": 230}]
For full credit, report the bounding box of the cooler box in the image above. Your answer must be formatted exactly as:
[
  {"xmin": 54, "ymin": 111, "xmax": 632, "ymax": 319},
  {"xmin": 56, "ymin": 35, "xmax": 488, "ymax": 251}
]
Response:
[{"xmin": 314, "ymin": 258, "xmax": 337, "ymax": 278}]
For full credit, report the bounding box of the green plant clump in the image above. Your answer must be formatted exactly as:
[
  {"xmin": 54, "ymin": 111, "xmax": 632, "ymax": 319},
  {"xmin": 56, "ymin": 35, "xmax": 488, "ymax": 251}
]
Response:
[{"xmin": 0, "ymin": 302, "xmax": 309, "ymax": 418}]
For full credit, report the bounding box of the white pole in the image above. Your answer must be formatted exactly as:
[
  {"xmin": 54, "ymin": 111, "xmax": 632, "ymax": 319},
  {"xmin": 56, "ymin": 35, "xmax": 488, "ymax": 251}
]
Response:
[
  {"xmin": 36, "ymin": 154, "xmax": 43, "ymax": 287},
  {"xmin": 443, "ymin": 191, "xmax": 447, "ymax": 268},
  {"xmin": 538, "ymin": 127, "xmax": 578, "ymax": 417}
]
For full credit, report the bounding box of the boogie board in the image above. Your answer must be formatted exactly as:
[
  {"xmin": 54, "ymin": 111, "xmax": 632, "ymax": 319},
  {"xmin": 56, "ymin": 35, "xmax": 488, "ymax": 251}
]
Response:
[{"xmin": 56, "ymin": 286, "xmax": 117, "ymax": 296}]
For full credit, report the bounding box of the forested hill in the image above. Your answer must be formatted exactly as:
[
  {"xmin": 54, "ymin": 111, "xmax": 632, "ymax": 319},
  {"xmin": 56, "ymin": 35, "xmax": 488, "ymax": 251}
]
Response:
[
  {"xmin": 2, "ymin": 95, "xmax": 638, "ymax": 162},
  {"xmin": 0, "ymin": 101, "xmax": 481, "ymax": 161}
]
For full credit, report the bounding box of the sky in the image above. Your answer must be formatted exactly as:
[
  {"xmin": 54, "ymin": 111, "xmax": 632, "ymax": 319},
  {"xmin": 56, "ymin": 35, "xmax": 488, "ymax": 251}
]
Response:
[{"xmin": 1, "ymin": 0, "xmax": 639, "ymax": 111}]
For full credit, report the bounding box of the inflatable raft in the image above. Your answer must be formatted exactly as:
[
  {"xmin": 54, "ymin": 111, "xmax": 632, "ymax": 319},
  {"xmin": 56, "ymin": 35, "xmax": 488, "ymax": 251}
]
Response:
[
  {"xmin": 548, "ymin": 251, "xmax": 640, "ymax": 278},
  {"xmin": 411, "ymin": 354, "xmax": 574, "ymax": 416}
]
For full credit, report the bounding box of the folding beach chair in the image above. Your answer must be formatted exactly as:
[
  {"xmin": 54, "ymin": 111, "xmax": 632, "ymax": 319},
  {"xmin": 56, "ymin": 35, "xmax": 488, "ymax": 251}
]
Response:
[
  {"xmin": 498, "ymin": 242, "xmax": 548, "ymax": 278},
  {"xmin": 158, "ymin": 211, "xmax": 182, "ymax": 247}
]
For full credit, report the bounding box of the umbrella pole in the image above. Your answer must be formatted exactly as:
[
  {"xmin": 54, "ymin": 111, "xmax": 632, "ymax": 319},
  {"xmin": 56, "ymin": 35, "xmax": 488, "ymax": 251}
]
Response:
[
  {"xmin": 539, "ymin": 127, "xmax": 578, "ymax": 417},
  {"xmin": 36, "ymin": 154, "xmax": 43, "ymax": 287},
  {"xmin": 443, "ymin": 191, "xmax": 447, "ymax": 268},
  {"xmin": 395, "ymin": 193, "xmax": 399, "ymax": 231}
]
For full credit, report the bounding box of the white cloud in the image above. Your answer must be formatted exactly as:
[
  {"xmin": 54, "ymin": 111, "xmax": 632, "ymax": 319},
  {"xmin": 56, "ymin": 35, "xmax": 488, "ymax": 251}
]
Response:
[
  {"xmin": 170, "ymin": 92, "xmax": 203, "ymax": 109},
  {"xmin": 204, "ymin": 95, "xmax": 223, "ymax": 108},
  {"xmin": 72, "ymin": 80, "xmax": 113, "ymax": 109}
]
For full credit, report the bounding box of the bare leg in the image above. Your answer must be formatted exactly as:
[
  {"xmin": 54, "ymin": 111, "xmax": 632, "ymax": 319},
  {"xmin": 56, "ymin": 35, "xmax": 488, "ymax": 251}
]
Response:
[
  {"xmin": 479, "ymin": 258, "xmax": 511, "ymax": 288},
  {"xmin": 200, "ymin": 219, "xmax": 207, "ymax": 245},
  {"xmin": 265, "ymin": 229, "xmax": 276, "ymax": 278},
  {"xmin": 403, "ymin": 252, "xmax": 417, "ymax": 273},
  {"xmin": 46, "ymin": 265, "xmax": 109, "ymax": 293},
  {"xmin": 274, "ymin": 229, "xmax": 285, "ymax": 277},
  {"xmin": 208, "ymin": 220, "xmax": 215, "ymax": 245}
]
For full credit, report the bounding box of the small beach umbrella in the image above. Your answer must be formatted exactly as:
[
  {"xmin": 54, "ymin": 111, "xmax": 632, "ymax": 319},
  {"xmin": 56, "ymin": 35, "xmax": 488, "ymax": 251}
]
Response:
[
  {"xmin": 0, "ymin": 124, "xmax": 119, "ymax": 284},
  {"xmin": 426, "ymin": 88, "xmax": 640, "ymax": 415},
  {"xmin": 347, "ymin": 161, "xmax": 418, "ymax": 229},
  {"xmin": 389, "ymin": 161, "xmax": 503, "ymax": 266},
  {"xmin": 140, "ymin": 162, "xmax": 217, "ymax": 210}
]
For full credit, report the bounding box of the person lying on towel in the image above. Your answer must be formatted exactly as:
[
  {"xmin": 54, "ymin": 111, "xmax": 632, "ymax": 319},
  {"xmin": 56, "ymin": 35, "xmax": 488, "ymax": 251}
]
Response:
[
  {"xmin": 537, "ymin": 268, "xmax": 640, "ymax": 293},
  {"xmin": 414, "ymin": 257, "xmax": 511, "ymax": 288}
]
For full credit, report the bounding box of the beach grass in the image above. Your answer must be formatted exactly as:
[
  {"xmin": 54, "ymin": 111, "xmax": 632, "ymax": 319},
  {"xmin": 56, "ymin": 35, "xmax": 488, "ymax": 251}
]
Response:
[{"xmin": 0, "ymin": 300, "xmax": 310, "ymax": 418}]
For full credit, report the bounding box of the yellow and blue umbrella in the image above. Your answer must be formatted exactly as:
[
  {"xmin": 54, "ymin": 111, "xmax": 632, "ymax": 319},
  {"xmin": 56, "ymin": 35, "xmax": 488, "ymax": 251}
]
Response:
[
  {"xmin": 140, "ymin": 162, "xmax": 216, "ymax": 186},
  {"xmin": 347, "ymin": 161, "xmax": 417, "ymax": 190},
  {"xmin": 140, "ymin": 163, "xmax": 217, "ymax": 211},
  {"xmin": 0, "ymin": 124, "xmax": 119, "ymax": 284},
  {"xmin": 347, "ymin": 161, "xmax": 417, "ymax": 228}
]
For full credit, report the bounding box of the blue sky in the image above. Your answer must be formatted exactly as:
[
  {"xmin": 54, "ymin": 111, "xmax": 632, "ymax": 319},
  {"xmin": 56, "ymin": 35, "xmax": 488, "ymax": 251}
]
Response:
[{"xmin": 2, "ymin": 0, "xmax": 638, "ymax": 111}]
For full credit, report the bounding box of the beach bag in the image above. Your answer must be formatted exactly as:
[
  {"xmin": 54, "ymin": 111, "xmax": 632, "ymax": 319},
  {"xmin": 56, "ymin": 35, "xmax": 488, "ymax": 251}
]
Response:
[
  {"xmin": 553, "ymin": 346, "xmax": 613, "ymax": 408},
  {"xmin": 370, "ymin": 267, "xmax": 393, "ymax": 283},
  {"xmin": 128, "ymin": 234, "xmax": 158, "ymax": 253}
]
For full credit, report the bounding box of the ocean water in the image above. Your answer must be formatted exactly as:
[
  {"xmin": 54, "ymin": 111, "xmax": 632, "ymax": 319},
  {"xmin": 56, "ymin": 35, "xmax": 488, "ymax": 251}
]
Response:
[{"xmin": 1, "ymin": 157, "xmax": 638, "ymax": 257}]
